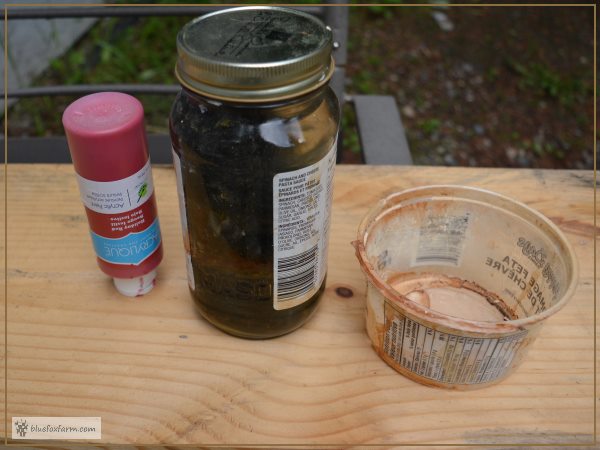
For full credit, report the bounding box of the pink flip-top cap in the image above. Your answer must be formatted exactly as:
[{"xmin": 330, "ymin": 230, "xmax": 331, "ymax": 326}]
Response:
[{"xmin": 62, "ymin": 92, "xmax": 150, "ymax": 181}]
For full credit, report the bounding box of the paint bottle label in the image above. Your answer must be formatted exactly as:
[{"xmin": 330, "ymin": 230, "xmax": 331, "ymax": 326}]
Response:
[{"xmin": 76, "ymin": 159, "xmax": 162, "ymax": 265}]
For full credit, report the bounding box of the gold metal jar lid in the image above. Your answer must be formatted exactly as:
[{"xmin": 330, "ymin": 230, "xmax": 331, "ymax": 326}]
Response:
[{"xmin": 175, "ymin": 6, "xmax": 334, "ymax": 103}]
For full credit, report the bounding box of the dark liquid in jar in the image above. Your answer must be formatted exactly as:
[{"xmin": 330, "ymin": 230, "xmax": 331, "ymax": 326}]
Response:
[{"xmin": 170, "ymin": 86, "xmax": 339, "ymax": 338}]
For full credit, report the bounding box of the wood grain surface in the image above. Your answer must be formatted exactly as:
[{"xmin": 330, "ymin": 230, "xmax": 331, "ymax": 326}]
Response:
[{"xmin": 2, "ymin": 164, "xmax": 595, "ymax": 446}]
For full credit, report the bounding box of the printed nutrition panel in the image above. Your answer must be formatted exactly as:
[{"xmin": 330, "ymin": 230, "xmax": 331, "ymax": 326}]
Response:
[
  {"xmin": 272, "ymin": 142, "xmax": 336, "ymax": 310},
  {"xmin": 383, "ymin": 301, "xmax": 527, "ymax": 385}
]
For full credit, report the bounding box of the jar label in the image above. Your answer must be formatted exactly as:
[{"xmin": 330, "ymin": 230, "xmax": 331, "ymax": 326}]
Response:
[
  {"xmin": 272, "ymin": 140, "xmax": 336, "ymax": 310},
  {"xmin": 172, "ymin": 149, "xmax": 195, "ymax": 290}
]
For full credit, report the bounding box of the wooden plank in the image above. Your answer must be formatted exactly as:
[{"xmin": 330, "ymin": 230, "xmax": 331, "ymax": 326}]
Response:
[
  {"xmin": 4, "ymin": 165, "xmax": 594, "ymax": 445},
  {"xmin": 353, "ymin": 95, "xmax": 413, "ymax": 165}
]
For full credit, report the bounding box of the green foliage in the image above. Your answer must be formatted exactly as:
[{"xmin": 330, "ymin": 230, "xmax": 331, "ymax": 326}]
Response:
[
  {"xmin": 342, "ymin": 106, "xmax": 361, "ymax": 156},
  {"xmin": 354, "ymin": 0, "xmax": 407, "ymax": 19},
  {"xmin": 486, "ymin": 66, "xmax": 499, "ymax": 82},
  {"xmin": 508, "ymin": 60, "xmax": 588, "ymax": 106},
  {"xmin": 535, "ymin": 141, "xmax": 565, "ymax": 159},
  {"xmin": 353, "ymin": 70, "xmax": 377, "ymax": 94},
  {"xmin": 366, "ymin": 6, "xmax": 394, "ymax": 19},
  {"xmin": 13, "ymin": 6, "xmax": 196, "ymax": 135},
  {"xmin": 40, "ymin": 2, "xmax": 199, "ymax": 87},
  {"xmin": 50, "ymin": 49, "xmax": 86, "ymax": 84},
  {"xmin": 523, "ymin": 137, "xmax": 565, "ymax": 160},
  {"xmin": 420, "ymin": 118, "xmax": 441, "ymax": 135},
  {"xmin": 367, "ymin": 55, "xmax": 383, "ymax": 66}
]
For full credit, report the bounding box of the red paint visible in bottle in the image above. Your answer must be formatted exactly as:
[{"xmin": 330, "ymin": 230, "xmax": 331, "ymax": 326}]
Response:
[{"xmin": 63, "ymin": 92, "xmax": 163, "ymax": 296}]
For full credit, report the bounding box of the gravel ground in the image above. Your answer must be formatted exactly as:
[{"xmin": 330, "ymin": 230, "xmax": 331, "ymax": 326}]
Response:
[{"xmin": 344, "ymin": 6, "xmax": 594, "ymax": 168}]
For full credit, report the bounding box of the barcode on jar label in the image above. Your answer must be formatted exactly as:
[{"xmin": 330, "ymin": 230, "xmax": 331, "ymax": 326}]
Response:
[
  {"xmin": 413, "ymin": 213, "xmax": 470, "ymax": 267},
  {"xmin": 272, "ymin": 141, "xmax": 336, "ymax": 310},
  {"xmin": 276, "ymin": 244, "xmax": 318, "ymax": 302},
  {"xmin": 383, "ymin": 301, "xmax": 527, "ymax": 385}
]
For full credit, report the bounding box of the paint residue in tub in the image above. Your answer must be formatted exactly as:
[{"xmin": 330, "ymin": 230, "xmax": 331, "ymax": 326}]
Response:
[{"xmin": 389, "ymin": 272, "xmax": 519, "ymax": 322}]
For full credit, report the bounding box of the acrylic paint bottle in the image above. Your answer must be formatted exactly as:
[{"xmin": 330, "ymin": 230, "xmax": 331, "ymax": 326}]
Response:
[{"xmin": 63, "ymin": 92, "xmax": 163, "ymax": 296}]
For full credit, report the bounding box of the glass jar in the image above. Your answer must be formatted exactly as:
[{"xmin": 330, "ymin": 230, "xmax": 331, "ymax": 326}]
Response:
[{"xmin": 170, "ymin": 6, "xmax": 340, "ymax": 339}]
